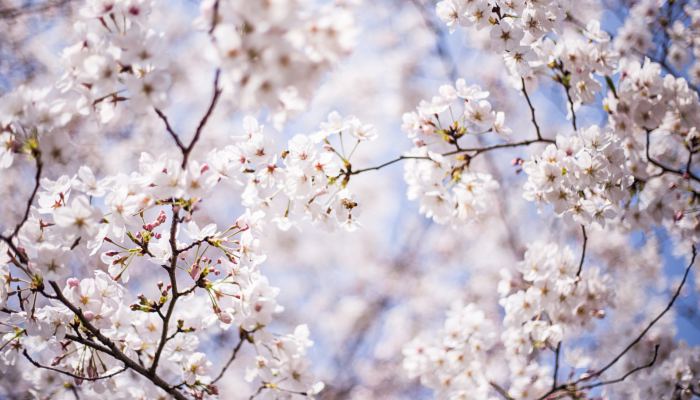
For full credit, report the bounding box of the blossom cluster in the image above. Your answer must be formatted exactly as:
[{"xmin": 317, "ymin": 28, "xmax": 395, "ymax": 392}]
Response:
[
  {"xmin": 403, "ymin": 241, "xmax": 614, "ymax": 399},
  {"xmin": 604, "ymin": 58, "xmax": 700, "ymax": 241},
  {"xmin": 523, "ymin": 125, "xmax": 632, "ymax": 227},
  {"xmin": 402, "ymin": 303, "xmax": 497, "ymax": 398},
  {"xmin": 546, "ymin": 24, "xmax": 617, "ymax": 106},
  {"xmin": 499, "ymin": 242, "xmax": 612, "ymax": 367},
  {"xmin": 201, "ymin": 0, "xmax": 355, "ymax": 121},
  {"xmin": 607, "ymin": 343, "xmax": 700, "ymax": 398},
  {"xmin": 59, "ymin": 0, "xmax": 171, "ymax": 123},
  {"xmin": 208, "ymin": 114, "xmax": 374, "ymax": 232},
  {"xmin": 436, "ymin": 0, "xmax": 569, "ymax": 76},
  {"xmin": 402, "ymin": 79, "xmax": 508, "ymax": 225},
  {"xmin": 0, "ymin": 146, "xmax": 323, "ymax": 398},
  {"xmin": 1, "ymin": 0, "xmax": 699, "ymax": 399},
  {"xmin": 613, "ymin": 0, "xmax": 700, "ymax": 85}
]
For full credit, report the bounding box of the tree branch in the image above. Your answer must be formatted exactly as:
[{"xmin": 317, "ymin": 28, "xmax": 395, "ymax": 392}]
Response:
[
  {"xmin": 23, "ymin": 349, "xmax": 127, "ymax": 382},
  {"xmin": 536, "ymin": 245, "xmax": 697, "ymax": 400},
  {"xmin": 577, "ymin": 344, "xmax": 660, "ymax": 391},
  {"xmin": 575, "ymin": 225, "xmax": 588, "ymax": 278},
  {"xmin": 154, "ymin": 68, "xmax": 222, "ymax": 169},
  {"xmin": 552, "ymin": 342, "xmax": 561, "ymax": 390},
  {"xmin": 521, "ymin": 77, "xmax": 543, "ymax": 140},
  {"xmin": 47, "ymin": 281, "xmax": 188, "ymax": 400},
  {"xmin": 183, "ymin": 68, "xmax": 222, "ymax": 168},
  {"xmin": 347, "ymin": 138, "xmax": 555, "ymax": 176},
  {"xmin": 645, "ymin": 129, "xmax": 700, "ymax": 183},
  {"xmin": 211, "ymin": 329, "xmax": 249, "ymax": 384}
]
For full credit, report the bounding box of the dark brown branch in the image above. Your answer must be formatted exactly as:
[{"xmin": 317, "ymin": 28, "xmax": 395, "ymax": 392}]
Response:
[
  {"xmin": 646, "ymin": 129, "xmax": 700, "ymax": 183},
  {"xmin": 581, "ymin": 245, "xmax": 696, "ymax": 383},
  {"xmin": 64, "ymin": 334, "xmax": 117, "ymax": 355},
  {"xmin": 347, "ymin": 155, "xmax": 431, "ymax": 175},
  {"xmin": 0, "ymin": 151, "xmax": 43, "ymax": 258},
  {"xmin": 149, "ymin": 207, "xmax": 181, "ymax": 374},
  {"xmin": 23, "ymin": 349, "xmax": 127, "ymax": 381},
  {"xmin": 564, "ymin": 86, "xmax": 578, "ymax": 131},
  {"xmin": 147, "ymin": 71, "xmax": 222, "ymax": 374},
  {"xmin": 536, "ymin": 245, "xmax": 697, "ymax": 400},
  {"xmin": 490, "ymin": 381, "xmax": 515, "ymax": 400},
  {"xmin": 211, "ymin": 329, "xmax": 248, "ymax": 384},
  {"xmin": 154, "ymin": 108, "xmax": 186, "ymax": 152},
  {"xmin": 521, "ymin": 77, "xmax": 543, "ymax": 140},
  {"xmin": 47, "ymin": 281, "xmax": 188, "ymax": 400},
  {"xmin": 578, "ymin": 345, "xmax": 660, "ymax": 391},
  {"xmin": 207, "ymin": 0, "xmax": 220, "ymax": 35},
  {"xmin": 183, "ymin": 68, "xmax": 222, "ymax": 168},
  {"xmin": 575, "ymin": 225, "xmax": 587, "ymax": 277},
  {"xmin": 348, "ymin": 138, "xmax": 555, "ymax": 176},
  {"xmin": 248, "ymin": 385, "xmax": 266, "ymax": 400},
  {"xmin": 552, "ymin": 342, "xmax": 561, "ymax": 390},
  {"xmin": 154, "ymin": 68, "xmax": 222, "ymax": 169}
]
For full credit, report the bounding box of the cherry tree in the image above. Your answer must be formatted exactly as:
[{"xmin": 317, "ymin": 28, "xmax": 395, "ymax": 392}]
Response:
[{"xmin": 0, "ymin": 0, "xmax": 699, "ymax": 399}]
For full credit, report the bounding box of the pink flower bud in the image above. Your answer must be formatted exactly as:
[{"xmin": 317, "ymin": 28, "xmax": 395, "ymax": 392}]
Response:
[
  {"xmin": 674, "ymin": 210, "xmax": 684, "ymax": 222},
  {"xmin": 83, "ymin": 311, "xmax": 95, "ymax": 321},
  {"xmin": 67, "ymin": 278, "xmax": 80, "ymax": 289},
  {"xmin": 217, "ymin": 311, "xmax": 233, "ymax": 324},
  {"xmin": 189, "ymin": 264, "xmax": 201, "ymax": 280}
]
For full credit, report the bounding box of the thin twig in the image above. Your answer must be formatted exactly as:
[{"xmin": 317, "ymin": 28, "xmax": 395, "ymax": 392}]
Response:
[
  {"xmin": 23, "ymin": 350, "xmax": 127, "ymax": 381},
  {"xmin": 580, "ymin": 245, "xmax": 696, "ymax": 383},
  {"xmin": 646, "ymin": 129, "xmax": 700, "ymax": 183},
  {"xmin": 552, "ymin": 342, "xmax": 561, "ymax": 390},
  {"xmin": 575, "ymin": 225, "xmax": 588, "ymax": 277},
  {"xmin": 149, "ymin": 207, "xmax": 181, "ymax": 374},
  {"xmin": 154, "ymin": 68, "xmax": 222, "ymax": 169},
  {"xmin": 154, "ymin": 108, "xmax": 186, "ymax": 152},
  {"xmin": 348, "ymin": 138, "xmax": 555, "ymax": 176},
  {"xmin": 212, "ymin": 331, "xmax": 247, "ymax": 384},
  {"xmin": 535, "ymin": 245, "xmax": 697, "ymax": 400},
  {"xmin": 521, "ymin": 77, "xmax": 543, "ymax": 140},
  {"xmin": 490, "ymin": 381, "xmax": 515, "ymax": 400},
  {"xmin": 46, "ymin": 281, "xmax": 188, "ymax": 400},
  {"xmin": 578, "ymin": 345, "xmax": 660, "ymax": 391},
  {"xmin": 564, "ymin": 86, "xmax": 578, "ymax": 131},
  {"xmin": 183, "ymin": 69, "xmax": 222, "ymax": 168}
]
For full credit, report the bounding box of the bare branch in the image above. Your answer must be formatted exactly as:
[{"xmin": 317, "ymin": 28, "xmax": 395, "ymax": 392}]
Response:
[
  {"xmin": 646, "ymin": 129, "xmax": 700, "ymax": 183},
  {"xmin": 211, "ymin": 329, "xmax": 249, "ymax": 384},
  {"xmin": 521, "ymin": 77, "xmax": 543, "ymax": 140},
  {"xmin": 552, "ymin": 342, "xmax": 561, "ymax": 390},
  {"xmin": 490, "ymin": 381, "xmax": 515, "ymax": 400},
  {"xmin": 348, "ymin": 138, "xmax": 555, "ymax": 176},
  {"xmin": 154, "ymin": 108, "xmax": 186, "ymax": 152},
  {"xmin": 578, "ymin": 345, "xmax": 660, "ymax": 391},
  {"xmin": 564, "ymin": 86, "xmax": 578, "ymax": 131},
  {"xmin": 154, "ymin": 68, "xmax": 222, "ymax": 169},
  {"xmin": 580, "ymin": 245, "xmax": 696, "ymax": 383},
  {"xmin": 149, "ymin": 207, "xmax": 182, "ymax": 374},
  {"xmin": 536, "ymin": 245, "xmax": 697, "ymax": 400},
  {"xmin": 47, "ymin": 281, "xmax": 189, "ymax": 400},
  {"xmin": 575, "ymin": 225, "xmax": 588, "ymax": 278},
  {"xmin": 183, "ymin": 68, "xmax": 222, "ymax": 168}
]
